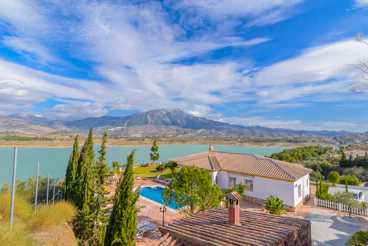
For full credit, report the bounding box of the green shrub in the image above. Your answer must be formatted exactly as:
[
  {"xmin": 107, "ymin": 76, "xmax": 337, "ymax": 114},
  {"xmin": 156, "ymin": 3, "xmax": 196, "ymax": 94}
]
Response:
[
  {"xmin": 339, "ymin": 174, "xmax": 361, "ymax": 186},
  {"xmin": 343, "ymin": 167, "xmax": 368, "ymax": 182},
  {"xmin": 321, "ymin": 183, "xmax": 329, "ymax": 194},
  {"xmin": 327, "ymin": 171, "xmax": 340, "ymax": 186},
  {"xmin": 319, "ymin": 193, "xmax": 333, "ymax": 201},
  {"xmin": 346, "ymin": 231, "xmax": 368, "ymax": 246},
  {"xmin": 263, "ymin": 196, "xmax": 287, "ymax": 215}
]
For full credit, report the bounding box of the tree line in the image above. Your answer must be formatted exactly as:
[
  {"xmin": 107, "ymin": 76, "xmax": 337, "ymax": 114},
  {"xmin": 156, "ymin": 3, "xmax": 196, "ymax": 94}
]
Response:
[
  {"xmin": 339, "ymin": 151, "xmax": 368, "ymax": 168},
  {"xmin": 269, "ymin": 146, "xmax": 333, "ymax": 163}
]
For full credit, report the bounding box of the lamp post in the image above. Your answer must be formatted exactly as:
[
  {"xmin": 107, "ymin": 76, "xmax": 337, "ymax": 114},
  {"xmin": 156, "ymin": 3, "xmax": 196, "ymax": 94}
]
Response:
[{"xmin": 159, "ymin": 205, "xmax": 167, "ymax": 226}]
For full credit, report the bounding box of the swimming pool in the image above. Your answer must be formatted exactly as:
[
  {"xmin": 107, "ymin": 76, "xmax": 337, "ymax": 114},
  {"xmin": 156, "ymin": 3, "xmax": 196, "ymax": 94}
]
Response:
[{"xmin": 140, "ymin": 186, "xmax": 179, "ymax": 209}]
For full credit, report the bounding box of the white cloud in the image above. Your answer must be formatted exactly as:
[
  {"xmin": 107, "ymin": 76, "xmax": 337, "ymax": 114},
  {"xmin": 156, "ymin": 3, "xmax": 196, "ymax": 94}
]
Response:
[
  {"xmin": 177, "ymin": 0, "xmax": 302, "ymax": 26},
  {"xmin": 355, "ymin": 0, "xmax": 368, "ymax": 7},
  {"xmin": 0, "ymin": 103, "xmax": 33, "ymax": 113},
  {"xmin": 2, "ymin": 37, "xmax": 59, "ymax": 64},
  {"xmin": 224, "ymin": 116, "xmax": 304, "ymax": 129},
  {"xmin": 320, "ymin": 122, "xmax": 357, "ymax": 128},
  {"xmin": 254, "ymin": 40, "xmax": 364, "ymax": 86},
  {"xmin": 43, "ymin": 101, "xmax": 108, "ymax": 121},
  {"xmin": 0, "ymin": 0, "xmax": 367, "ymax": 132},
  {"xmin": 219, "ymin": 116, "xmax": 361, "ymax": 132},
  {"xmin": 0, "ymin": 80, "xmax": 49, "ymax": 104}
]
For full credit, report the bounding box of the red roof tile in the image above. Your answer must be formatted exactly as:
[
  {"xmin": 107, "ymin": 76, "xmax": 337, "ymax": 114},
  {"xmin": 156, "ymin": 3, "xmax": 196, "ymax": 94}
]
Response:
[
  {"xmin": 170, "ymin": 151, "xmax": 312, "ymax": 181},
  {"xmin": 153, "ymin": 208, "xmax": 311, "ymax": 246}
]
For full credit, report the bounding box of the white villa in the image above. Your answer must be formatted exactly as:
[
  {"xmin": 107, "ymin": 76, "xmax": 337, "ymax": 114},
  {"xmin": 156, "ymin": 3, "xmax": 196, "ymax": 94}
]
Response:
[{"xmin": 170, "ymin": 146, "xmax": 312, "ymax": 211}]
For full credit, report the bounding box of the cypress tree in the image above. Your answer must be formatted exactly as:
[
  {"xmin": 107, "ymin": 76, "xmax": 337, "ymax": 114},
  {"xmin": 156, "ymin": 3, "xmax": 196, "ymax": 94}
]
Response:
[
  {"xmin": 93, "ymin": 129, "xmax": 110, "ymax": 245},
  {"xmin": 150, "ymin": 140, "xmax": 160, "ymax": 164},
  {"xmin": 105, "ymin": 150, "xmax": 140, "ymax": 246},
  {"xmin": 340, "ymin": 152, "xmax": 347, "ymax": 167},
  {"xmin": 315, "ymin": 178, "xmax": 319, "ymax": 198},
  {"xmin": 65, "ymin": 135, "xmax": 80, "ymax": 202},
  {"xmin": 74, "ymin": 127, "xmax": 96, "ymax": 242}
]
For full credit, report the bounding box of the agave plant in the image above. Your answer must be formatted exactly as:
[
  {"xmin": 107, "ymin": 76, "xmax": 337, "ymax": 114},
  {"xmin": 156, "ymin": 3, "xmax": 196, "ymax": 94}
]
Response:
[{"xmin": 263, "ymin": 196, "xmax": 287, "ymax": 215}]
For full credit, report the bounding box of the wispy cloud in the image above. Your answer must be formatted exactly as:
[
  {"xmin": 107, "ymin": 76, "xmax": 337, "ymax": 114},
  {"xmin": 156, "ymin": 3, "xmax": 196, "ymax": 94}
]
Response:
[
  {"xmin": 354, "ymin": 0, "xmax": 368, "ymax": 8},
  {"xmin": 43, "ymin": 101, "xmax": 108, "ymax": 121},
  {"xmin": 219, "ymin": 116, "xmax": 360, "ymax": 132},
  {"xmin": 253, "ymin": 40, "xmax": 363, "ymax": 86},
  {"xmin": 0, "ymin": 0, "xmax": 367, "ymax": 129}
]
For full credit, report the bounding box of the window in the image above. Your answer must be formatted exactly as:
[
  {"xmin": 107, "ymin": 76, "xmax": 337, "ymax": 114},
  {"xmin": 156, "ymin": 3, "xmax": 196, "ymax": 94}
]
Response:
[
  {"xmin": 229, "ymin": 177, "xmax": 236, "ymax": 186},
  {"xmin": 244, "ymin": 179, "xmax": 254, "ymax": 192},
  {"xmin": 306, "ymin": 179, "xmax": 309, "ymax": 186},
  {"xmin": 298, "ymin": 184, "xmax": 301, "ymax": 198}
]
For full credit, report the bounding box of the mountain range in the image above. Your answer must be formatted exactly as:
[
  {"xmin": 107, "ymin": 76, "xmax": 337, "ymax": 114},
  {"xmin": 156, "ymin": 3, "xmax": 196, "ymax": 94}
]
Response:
[{"xmin": 0, "ymin": 108, "xmax": 357, "ymax": 138}]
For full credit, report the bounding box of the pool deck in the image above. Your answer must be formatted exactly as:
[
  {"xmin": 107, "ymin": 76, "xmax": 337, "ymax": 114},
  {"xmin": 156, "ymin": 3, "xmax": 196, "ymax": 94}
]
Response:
[{"xmin": 107, "ymin": 179, "xmax": 185, "ymax": 246}]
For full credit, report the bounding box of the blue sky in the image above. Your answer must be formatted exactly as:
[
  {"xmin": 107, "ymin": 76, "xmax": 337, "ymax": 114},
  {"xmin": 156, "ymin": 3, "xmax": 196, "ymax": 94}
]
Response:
[{"xmin": 1, "ymin": 0, "xmax": 368, "ymax": 132}]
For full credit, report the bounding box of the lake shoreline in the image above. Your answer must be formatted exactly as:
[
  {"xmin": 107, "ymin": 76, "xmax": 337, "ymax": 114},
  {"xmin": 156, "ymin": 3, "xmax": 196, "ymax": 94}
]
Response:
[{"xmin": 0, "ymin": 141, "xmax": 313, "ymax": 149}]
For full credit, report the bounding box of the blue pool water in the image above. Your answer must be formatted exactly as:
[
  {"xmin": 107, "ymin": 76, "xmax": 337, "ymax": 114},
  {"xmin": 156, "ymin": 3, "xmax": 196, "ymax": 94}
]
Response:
[{"xmin": 140, "ymin": 186, "xmax": 179, "ymax": 209}]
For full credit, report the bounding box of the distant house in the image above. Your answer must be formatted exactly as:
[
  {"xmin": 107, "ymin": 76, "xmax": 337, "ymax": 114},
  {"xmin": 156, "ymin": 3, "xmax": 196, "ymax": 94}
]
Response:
[
  {"xmin": 171, "ymin": 145, "xmax": 312, "ymax": 211},
  {"xmin": 153, "ymin": 192, "xmax": 312, "ymax": 246}
]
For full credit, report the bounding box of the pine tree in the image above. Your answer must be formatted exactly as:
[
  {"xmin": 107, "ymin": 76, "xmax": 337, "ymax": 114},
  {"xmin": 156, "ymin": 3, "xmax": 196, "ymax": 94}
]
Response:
[
  {"xmin": 93, "ymin": 129, "xmax": 110, "ymax": 245},
  {"xmin": 73, "ymin": 127, "xmax": 96, "ymax": 242},
  {"xmin": 65, "ymin": 135, "xmax": 80, "ymax": 202},
  {"xmin": 150, "ymin": 140, "xmax": 160, "ymax": 164},
  {"xmin": 105, "ymin": 150, "xmax": 140, "ymax": 246}
]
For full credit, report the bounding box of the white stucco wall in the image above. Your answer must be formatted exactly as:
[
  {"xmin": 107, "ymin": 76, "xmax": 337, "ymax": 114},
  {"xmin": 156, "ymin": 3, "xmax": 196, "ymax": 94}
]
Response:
[
  {"xmin": 249, "ymin": 176, "xmax": 295, "ymax": 207},
  {"xmin": 225, "ymin": 172, "xmax": 310, "ymax": 207},
  {"xmin": 181, "ymin": 164, "xmax": 311, "ymax": 208},
  {"xmin": 216, "ymin": 171, "xmax": 229, "ymax": 188},
  {"xmin": 292, "ymin": 174, "xmax": 310, "ymax": 206},
  {"xmin": 211, "ymin": 172, "xmax": 218, "ymax": 185}
]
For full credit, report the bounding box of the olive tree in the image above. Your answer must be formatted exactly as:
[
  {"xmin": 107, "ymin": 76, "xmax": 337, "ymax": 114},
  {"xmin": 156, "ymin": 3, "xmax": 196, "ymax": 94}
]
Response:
[
  {"xmin": 333, "ymin": 191, "xmax": 366, "ymax": 218},
  {"xmin": 162, "ymin": 166, "xmax": 222, "ymax": 216}
]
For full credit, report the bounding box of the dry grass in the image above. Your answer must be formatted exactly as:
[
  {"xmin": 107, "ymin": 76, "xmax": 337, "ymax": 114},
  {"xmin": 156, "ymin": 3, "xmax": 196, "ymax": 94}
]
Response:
[
  {"xmin": 0, "ymin": 192, "xmax": 33, "ymax": 221},
  {"xmin": 0, "ymin": 220, "xmax": 35, "ymax": 246},
  {"xmin": 28, "ymin": 201, "xmax": 77, "ymax": 231},
  {"xmin": 0, "ymin": 192, "xmax": 77, "ymax": 245}
]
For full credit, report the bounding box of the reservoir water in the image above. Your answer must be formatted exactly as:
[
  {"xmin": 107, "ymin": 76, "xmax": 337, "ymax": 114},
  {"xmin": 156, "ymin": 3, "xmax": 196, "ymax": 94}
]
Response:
[{"xmin": 0, "ymin": 144, "xmax": 284, "ymax": 186}]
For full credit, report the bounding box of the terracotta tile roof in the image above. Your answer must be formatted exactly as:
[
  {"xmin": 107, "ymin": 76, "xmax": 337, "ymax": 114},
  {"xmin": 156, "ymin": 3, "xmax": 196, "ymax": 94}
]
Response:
[
  {"xmin": 229, "ymin": 191, "xmax": 242, "ymax": 200},
  {"xmin": 153, "ymin": 208, "xmax": 311, "ymax": 246},
  {"xmin": 170, "ymin": 151, "xmax": 312, "ymax": 181}
]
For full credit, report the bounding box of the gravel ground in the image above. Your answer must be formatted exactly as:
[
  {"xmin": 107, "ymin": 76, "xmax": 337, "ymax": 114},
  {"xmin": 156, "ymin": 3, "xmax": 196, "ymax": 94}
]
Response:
[{"xmin": 306, "ymin": 210, "xmax": 360, "ymax": 246}]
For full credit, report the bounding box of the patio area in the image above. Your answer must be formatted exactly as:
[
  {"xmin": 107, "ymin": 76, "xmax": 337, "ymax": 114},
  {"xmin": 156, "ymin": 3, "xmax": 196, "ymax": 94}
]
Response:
[
  {"xmin": 108, "ymin": 180, "xmax": 368, "ymax": 245},
  {"xmin": 135, "ymin": 179, "xmax": 185, "ymax": 246}
]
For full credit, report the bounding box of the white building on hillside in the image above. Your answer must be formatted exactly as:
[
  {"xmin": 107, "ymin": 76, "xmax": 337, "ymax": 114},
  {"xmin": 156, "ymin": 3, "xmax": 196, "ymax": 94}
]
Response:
[{"xmin": 170, "ymin": 146, "xmax": 312, "ymax": 211}]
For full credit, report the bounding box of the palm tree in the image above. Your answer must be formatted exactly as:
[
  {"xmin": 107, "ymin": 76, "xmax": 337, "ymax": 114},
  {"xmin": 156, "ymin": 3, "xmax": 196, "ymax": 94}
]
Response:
[
  {"xmin": 164, "ymin": 161, "xmax": 178, "ymax": 178},
  {"xmin": 263, "ymin": 196, "xmax": 287, "ymax": 215}
]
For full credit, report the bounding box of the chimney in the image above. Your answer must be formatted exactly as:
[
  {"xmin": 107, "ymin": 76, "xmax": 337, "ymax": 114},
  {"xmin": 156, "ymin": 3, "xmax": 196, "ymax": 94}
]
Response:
[
  {"xmin": 228, "ymin": 191, "xmax": 241, "ymax": 225},
  {"xmin": 209, "ymin": 144, "xmax": 214, "ymax": 151}
]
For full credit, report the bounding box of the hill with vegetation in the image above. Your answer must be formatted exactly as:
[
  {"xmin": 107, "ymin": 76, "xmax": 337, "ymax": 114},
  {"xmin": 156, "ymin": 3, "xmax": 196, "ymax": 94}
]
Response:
[{"xmin": 0, "ymin": 108, "xmax": 354, "ymax": 139}]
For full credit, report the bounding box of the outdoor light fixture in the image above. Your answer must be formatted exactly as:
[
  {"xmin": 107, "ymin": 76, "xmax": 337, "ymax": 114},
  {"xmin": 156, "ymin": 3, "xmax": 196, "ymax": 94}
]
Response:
[{"xmin": 159, "ymin": 205, "xmax": 167, "ymax": 227}]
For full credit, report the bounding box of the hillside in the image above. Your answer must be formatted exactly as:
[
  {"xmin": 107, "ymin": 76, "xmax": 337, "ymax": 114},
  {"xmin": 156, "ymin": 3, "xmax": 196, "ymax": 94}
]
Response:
[{"xmin": 0, "ymin": 108, "xmax": 356, "ymax": 139}]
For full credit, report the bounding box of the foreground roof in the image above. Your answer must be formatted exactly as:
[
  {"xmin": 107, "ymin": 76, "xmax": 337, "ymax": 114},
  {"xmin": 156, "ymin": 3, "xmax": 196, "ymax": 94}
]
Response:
[
  {"xmin": 170, "ymin": 151, "xmax": 312, "ymax": 181},
  {"xmin": 153, "ymin": 208, "xmax": 311, "ymax": 246}
]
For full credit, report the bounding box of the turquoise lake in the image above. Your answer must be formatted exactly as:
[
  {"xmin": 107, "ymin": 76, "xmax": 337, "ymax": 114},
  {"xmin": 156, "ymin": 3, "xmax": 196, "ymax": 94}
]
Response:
[{"xmin": 0, "ymin": 145, "xmax": 284, "ymax": 186}]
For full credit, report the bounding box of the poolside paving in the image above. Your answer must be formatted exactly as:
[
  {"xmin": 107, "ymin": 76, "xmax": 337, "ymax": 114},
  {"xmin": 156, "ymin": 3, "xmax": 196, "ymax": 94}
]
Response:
[{"xmin": 134, "ymin": 179, "xmax": 185, "ymax": 246}]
